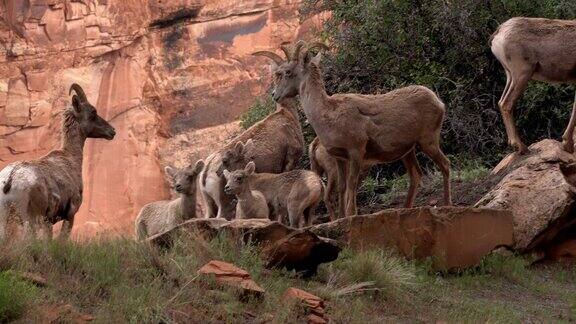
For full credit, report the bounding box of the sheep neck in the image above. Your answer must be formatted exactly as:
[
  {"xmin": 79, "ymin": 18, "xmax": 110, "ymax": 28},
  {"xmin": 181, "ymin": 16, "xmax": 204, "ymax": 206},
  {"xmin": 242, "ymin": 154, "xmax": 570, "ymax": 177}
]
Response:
[
  {"xmin": 298, "ymin": 64, "xmax": 329, "ymax": 129},
  {"xmin": 60, "ymin": 111, "xmax": 87, "ymax": 167},
  {"xmin": 179, "ymin": 192, "xmax": 197, "ymax": 220},
  {"xmin": 277, "ymin": 97, "xmax": 300, "ymax": 122},
  {"xmin": 235, "ymin": 184, "xmax": 254, "ymax": 203}
]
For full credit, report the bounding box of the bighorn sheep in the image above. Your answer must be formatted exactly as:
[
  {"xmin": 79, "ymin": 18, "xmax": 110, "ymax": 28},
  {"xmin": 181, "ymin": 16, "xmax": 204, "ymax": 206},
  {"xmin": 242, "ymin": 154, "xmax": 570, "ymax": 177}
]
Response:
[
  {"xmin": 223, "ymin": 166, "xmax": 269, "ymax": 220},
  {"xmin": 309, "ymin": 137, "xmax": 372, "ymax": 220},
  {"xmin": 199, "ymin": 95, "xmax": 304, "ymax": 220},
  {"xmin": 0, "ymin": 84, "xmax": 116, "ymax": 242},
  {"xmin": 135, "ymin": 160, "xmax": 204, "ymax": 240},
  {"xmin": 255, "ymin": 41, "xmax": 451, "ymax": 217},
  {"xmin": 491, "ymin": 17, "xmax": 576, "ymax": 154},
  {"xmin": 224, "ymin": 161, "xmax": 324, "ymax": 228}
]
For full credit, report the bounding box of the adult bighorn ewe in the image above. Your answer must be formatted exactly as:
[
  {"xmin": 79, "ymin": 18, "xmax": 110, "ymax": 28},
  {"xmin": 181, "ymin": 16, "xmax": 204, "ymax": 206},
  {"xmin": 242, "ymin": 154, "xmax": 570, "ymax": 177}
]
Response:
[
  {"xmin": 135, "ymin": 160, "xmax": 204, "ymax": 240},
  {"xmin": 223, "ymin": 161, "xmax": 324, "ymax": 228},
  {"xmin": 255, "ymin": 41, "xmax": 451, "ymax": 217},
  {"xmin": 0, "ymin": 84, "xmax": 116, "ymax": 242},
  {"xmin": 491, "ymin": 17, "xmax": 576, "ymax": 154},
  {"xmin": 199, "ymin": 94, "xmax": 304, "ymax": 220}
]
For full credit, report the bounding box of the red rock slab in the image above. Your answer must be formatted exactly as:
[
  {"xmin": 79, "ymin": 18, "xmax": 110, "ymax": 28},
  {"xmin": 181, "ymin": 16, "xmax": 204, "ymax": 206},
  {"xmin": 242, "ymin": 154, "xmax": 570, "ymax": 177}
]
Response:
[
  {"xmin": 283, "ymin": 287, "xmax": 328, "ymax": 324},
  {"xmin": 197, "ymin": 260, "xmax": 264, "ymax": 296},
  {"xmin": 311, "ymin": 207, "xmax": 514, "ymax": 271}
]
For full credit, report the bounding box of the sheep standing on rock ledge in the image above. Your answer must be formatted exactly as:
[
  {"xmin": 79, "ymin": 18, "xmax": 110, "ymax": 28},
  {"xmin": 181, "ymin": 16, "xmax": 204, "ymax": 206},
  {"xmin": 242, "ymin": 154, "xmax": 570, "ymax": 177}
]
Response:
[
  {"xmin": 256, "ymin": 41, "xmax": 451, "ymax": 217},
  {"xmin": 135, "ymin": 160, "xmax": 204, "ymax": 241},
  {"xmin": 491, "ymin": 17, "xmax": 576, "ymax": 154},
  {"xmin": 223, "ymin": 164, "xmax": 270, "ymax": 220},
  {"xmin": 223, "ymin": 160, "xmax": 324, "ymax": 228},
  {"xmin": 0, "ymin": 84, "xmax": 116, "ymax": 243}
]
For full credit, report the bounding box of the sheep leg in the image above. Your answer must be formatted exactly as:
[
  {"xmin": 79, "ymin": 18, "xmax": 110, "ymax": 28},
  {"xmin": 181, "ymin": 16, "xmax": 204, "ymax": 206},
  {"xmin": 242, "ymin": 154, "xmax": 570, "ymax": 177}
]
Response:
[
  {"xmin": 561, "ymin": 93, "xmax": 576, "ymax": 154},
  {"xmin": 499, "ymin": 68, "xmax": 533, "ymax": 154},
  {"xmin": 41, "ymin": 221, "xmax": 53, "ymax": 240},
  {"xmin": 0, "ymin": 203, "xmax": 8, "ymax": 243},
  {"xmin": 284, "ymin": 146, "xmax": 301, "ymax": 172},
  {"xmin": 59, "ymin": 211, "xmax": 75, "ymax": 240},
  {"xmin": 335, "ymin": 159, "xmax": 348, "ymax": 218},
  {"xmin": 344, "ymin": 153, "xmax": 362, "ymax": 216},
  {"xmin": 201, "ymin": 190, "xmax": 217, "ymax": 218},
  {"xmin": 421, "ymin": 142, "xmax": 452, "ymax": 206},
  {"xmin": 22, "ymin": 219, "xmax": 38, "ymax": 241},
  {"xmin": 325, "ymin": 171, "xmax": 338, "ymax": 220},
  {"xmin": 402, "ymin": 150, "xmax": 423, "ymax": 208},
  {"xmin": 288, "ymin": 207, "xmax": 300, "ymax": 228}
]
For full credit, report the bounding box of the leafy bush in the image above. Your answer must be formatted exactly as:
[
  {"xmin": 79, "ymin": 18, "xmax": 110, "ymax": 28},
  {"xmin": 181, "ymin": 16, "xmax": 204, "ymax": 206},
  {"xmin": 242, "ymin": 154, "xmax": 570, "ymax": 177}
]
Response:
[
  {"xmin": 302, "ymin": 0, "xmax": 576, "ymax": 166},
  {"xmin": 0, "ymin": 271, "xmax": 37, "ymax": 322}
]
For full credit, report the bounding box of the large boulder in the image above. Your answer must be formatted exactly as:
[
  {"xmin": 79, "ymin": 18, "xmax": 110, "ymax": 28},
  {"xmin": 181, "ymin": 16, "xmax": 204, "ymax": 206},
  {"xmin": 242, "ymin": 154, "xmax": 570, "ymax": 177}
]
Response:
[
  {"xmin": 476, "ymin": 139, "xmax": 576, "ymax": 254},
  {"xmin": 310, "ymin": 207, "xmax": 513, "ymax": 271},
  {"xmin": 147, "ymin": 218, "xmax": 341, "ymax": 276}
]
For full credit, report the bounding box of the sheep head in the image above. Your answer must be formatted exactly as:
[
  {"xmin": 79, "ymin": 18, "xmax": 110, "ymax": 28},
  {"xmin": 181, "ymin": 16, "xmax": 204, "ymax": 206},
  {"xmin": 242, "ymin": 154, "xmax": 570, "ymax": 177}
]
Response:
[
  {"xmin": 223, "ymin": 161, "xmax": 256, "ymax": 196},
  {"xmin": 253, "ymin": 41, "xmax": 329, "ymax": 102},
  {"xmin": 69, "ymin": 83, "xmax": 116, "ymax": 140},
  {"xmin": 221, "ymin": 139, "xmax": 255, "ymax": 171},
  {"xmin": 165, "ymin": 159, "xmax": 205, "ymax": 195}
]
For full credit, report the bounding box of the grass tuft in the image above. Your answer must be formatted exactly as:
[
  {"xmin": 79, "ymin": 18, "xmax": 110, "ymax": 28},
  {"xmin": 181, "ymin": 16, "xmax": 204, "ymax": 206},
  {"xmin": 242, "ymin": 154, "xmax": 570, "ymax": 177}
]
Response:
[{"xmin": 0, "ymin": 270, "xmax": 37, "ymax": 322}]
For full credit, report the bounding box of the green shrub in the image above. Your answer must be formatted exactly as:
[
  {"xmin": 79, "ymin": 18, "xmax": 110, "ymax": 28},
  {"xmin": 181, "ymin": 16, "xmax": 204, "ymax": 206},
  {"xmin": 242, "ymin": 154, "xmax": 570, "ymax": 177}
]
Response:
[
  {"xmin": 302, "ymin": 0, "xmax": 576, "ymax": 167},
  {"xmin": 0, "ymin": 271, "xmax": 37, "ymax": 322},
  {"xmin": 240, "ymin": 96, "xmax": 276, "ymax": 130}
]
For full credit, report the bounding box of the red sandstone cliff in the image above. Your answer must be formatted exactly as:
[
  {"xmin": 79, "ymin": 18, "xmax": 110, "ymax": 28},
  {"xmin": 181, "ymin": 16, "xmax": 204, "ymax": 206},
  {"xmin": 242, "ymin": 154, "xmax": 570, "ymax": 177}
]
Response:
[{"xmin": 0, "ymin": 0, "xmax": 323, "ymax": 238}]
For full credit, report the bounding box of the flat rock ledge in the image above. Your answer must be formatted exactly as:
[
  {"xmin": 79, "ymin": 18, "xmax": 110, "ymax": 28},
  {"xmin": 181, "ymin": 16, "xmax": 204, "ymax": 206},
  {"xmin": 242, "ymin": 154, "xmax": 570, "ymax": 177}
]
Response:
[
  {"xmin": 146, "ymin": 218, "xmax": 341, "ymax": 276},
  {"xmin": 309, "ymin": 207, "xmax": 514, "ymax": 271}
]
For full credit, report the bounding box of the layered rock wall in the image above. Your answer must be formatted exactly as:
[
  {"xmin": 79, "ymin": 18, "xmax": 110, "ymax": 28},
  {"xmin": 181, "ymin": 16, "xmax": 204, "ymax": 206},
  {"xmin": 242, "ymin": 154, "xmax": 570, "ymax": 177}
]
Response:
[{"xmin": 0, "ymin": 0, "xmax": 320, "ymax": 238}]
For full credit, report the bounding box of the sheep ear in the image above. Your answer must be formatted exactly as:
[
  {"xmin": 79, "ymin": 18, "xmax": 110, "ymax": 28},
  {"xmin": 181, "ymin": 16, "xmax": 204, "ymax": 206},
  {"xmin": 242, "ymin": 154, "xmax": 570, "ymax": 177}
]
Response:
[
  {"xmin": 193, "ymin": 159, "xmax": 205, "ymax": 174},
  {"xmin": 245, "ymin": 161, "xmax": 256, "ymax": 175},
  {"xmin": 71, "ymin": 95, "xmax": 82, "ymax": 114},
  {"xmin": 223, "ymin": 169, "xmax": 231, "ymax": 179},
  {"xmin": 310, "ymin": 52, "xmax": 322, "ymax": 67},
  {"xmin": 268, "ymin": 62, "xmax": 279, "ymax": 72},
  {"xmin": 234, "ymin": 141, "xmax": 243, "ymax": 155},
  {"xmin": 165, "ymin": 166, "xmax": 176, "ymax": 179},
  {"xmin": 243, "ymin": 139, "xmax": 255, "ymax": 154}
]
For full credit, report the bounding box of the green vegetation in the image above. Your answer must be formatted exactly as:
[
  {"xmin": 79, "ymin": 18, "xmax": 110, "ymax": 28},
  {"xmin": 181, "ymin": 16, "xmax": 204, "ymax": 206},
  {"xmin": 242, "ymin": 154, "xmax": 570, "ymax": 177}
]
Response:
[
  {"xmin": 0, "ymin": 270, "xmax": 37, "ymax": 322},
  {"xmin": 2, "ymin": 236, "xmax": 574, "ymax": 322},
  {"xmin": 302, "ymin": 0, "xmax": 576, "ymax": 166}
]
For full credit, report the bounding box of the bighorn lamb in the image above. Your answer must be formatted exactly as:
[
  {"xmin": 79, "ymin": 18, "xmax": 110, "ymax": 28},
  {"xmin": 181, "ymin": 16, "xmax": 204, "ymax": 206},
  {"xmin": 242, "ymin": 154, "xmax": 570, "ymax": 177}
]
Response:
[
  {"xmin": 0, "ymin": 84, "xmax": 116, "ymax": 242},
  {"xmin": 135, "ymin": 160, "xmax": 204, "ymax": 240},
  {"xmin": 224, "ymin": 161, "xmax": 324, "ymax": 228},
  {"xmin": 256, "ymin": 41, "xmax": 451, "ymax": 217},
  {"xmin": 199, "ymin": 95, "xmax": 304, "ymax": 220},
  {"xmin": 223, "ymin": 167, "xmax": 269, "ymax": 220},
  {"xmin": 309, "ymin": 137, "xmax": 372, "ymax": 220},
  {"xmin": 491, "ymin": 17, "xmax": 576, "ymax": 154}
]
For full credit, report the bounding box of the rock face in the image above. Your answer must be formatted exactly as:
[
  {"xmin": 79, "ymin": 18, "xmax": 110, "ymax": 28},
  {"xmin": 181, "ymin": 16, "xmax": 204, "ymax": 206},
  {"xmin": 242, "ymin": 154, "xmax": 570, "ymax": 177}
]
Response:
[
  {"xmin": 0, "ymin": 1, "xmax": 322, "ymax": 238},
  {"xmin": 310, "ymin": 207, "xmax": 514, "ymax": 271},
  {"xmin": 476, "ymin": 140, "xmax": 576, "ymax": 255},
  {"xmin": 147, "ymin": 218, "xmax": 341, "ymax": 275}
]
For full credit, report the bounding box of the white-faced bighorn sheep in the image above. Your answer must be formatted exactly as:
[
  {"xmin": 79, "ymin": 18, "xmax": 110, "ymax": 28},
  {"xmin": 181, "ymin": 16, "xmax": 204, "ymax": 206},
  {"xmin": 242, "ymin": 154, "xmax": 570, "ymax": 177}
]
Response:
[
  {"xmin": 199, "ymin": 93, "xmax": 304, "ymax": 220},
  {"xmin": 0, "ymin": 84, "xmax": 116, "ymax": 242},
  {"xmin": 255, "ymin": 41, "xmax": 451, "ymax": 217},
  {"xmin": 309, "ymin": 137, "xmax": 371, "ymax": 220},
  {"xmin": 491, "ymin": 17, "xmax": 576, "ymax": 154},
  {"xmin": 223, "ymin": 161, "xmax": 324, "ymax": 228},
  {"xmin": 135, "ymin": 160, "xmax": 204, "ymax": 240},
  {"xmin": 223, "ymin": 165, "xmax": 270, "ymax": 220}
]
